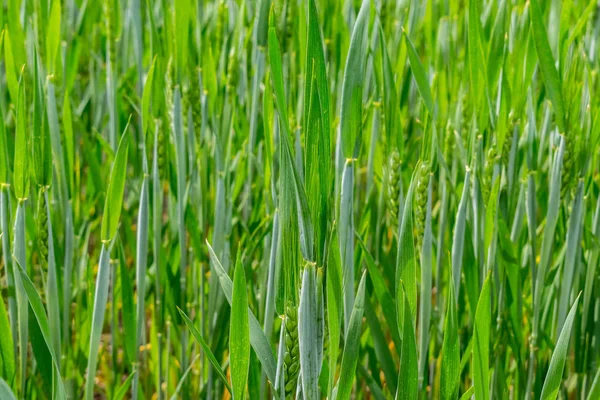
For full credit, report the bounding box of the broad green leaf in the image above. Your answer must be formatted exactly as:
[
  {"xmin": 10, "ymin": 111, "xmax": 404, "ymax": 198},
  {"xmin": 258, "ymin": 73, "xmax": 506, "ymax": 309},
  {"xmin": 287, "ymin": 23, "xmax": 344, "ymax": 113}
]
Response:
[
  {"xmin": 46, "ymin": 0, "xmax": 61, "ymax": 75},
  {"xmin": 32, "ymin": 53, "xmax": 52, "ymax": 188},
  {"xmin": 396, "ymin": 176, "xmax": 417, "ymax": 323},
  {"xmin": 379, "ymin": 25, "xmax": 400, "ymax": 153},
  {"xmin": 339, "ymin": 0, "xmax": 369, "ymax": 159},
  {"xmin": 404, "ymin": 32, "xmax": 434, "ymax": 116},
  {"xmin": 540, "ymin": 294, "xmax": 581, "ymax": 400},
  {"xmin": 587, "ymin": 367, "xmax": 600, "ymax": 400},
  {"xmin": 2, "ymin": 30, "xmax": 19, "ymax": 104},
  {"xmin": 304, "ymin": 68, "xmax": 329, "ymax": 266},
  {"xmin": 85, "ymin": 245, "xmax": 111, "ymax": 400},
  {"xmin": 14, "ymin": 259, "xmax": 66, "ymax": 399},
  {"xmin": 440, "ymin": 281, "xmax": 459, "ymax": 400},
  {"xmin": 326, "ymin": 230, "xmax": 343, "ymax": 398},
  {"xmin": 298, "ymin": 265, "xmax": 319, "ymax": 400},
  {"xmin": 269, "ymin": 16, "xmax": 315, "ymax": 315},
  {"xmin": 0, "ymin": 294, "xmax": 15, "ymax": 382},
  {"xmin": 14, "ymin": 72, "xmax": 29, "ymax": 200},
  {"xmin": 356, "ymin": 234, "xmax": 401, "ymax": 351},
  {"xmin": 364, "ymin": 295, "xmax": 397, "ymax": 395},
  {"xmin": 336, "ymin": 271, "xmax": 367, "ymax": 400},
  {"xmin": 396, "ymin": 285, "xmax": 418, "ymax": 399},
  {"xmin": 452, "ymin": 170, "xmax": 471, "ymax": 299},
  {"xmin": 101, "ymin": 124, "xmax": 130, "ymax": 242},
  {"xmin": 529, "ymin": 0, "xmax": 566, "ymax": 133},
  {"xmin": 0, "ymin": 378, "xmax": 16, "ymax": 400},
  {"xmin": 120, "ymin": 258, "xmax": 136, "ymax": 363},
  {"xmin": 206, "ymin": 242, "xmax": 278, "ymax": 386},
  {"xmin": 142, "ymin": 56, "xmax": 157, "ymax": 135},
  {"xmin": 473, "ymin": 274, "xmax": 491, "ymax": 400},
  {"xmin": 230, "ymin": 256, "xmax": 250, "ymax": 400},
  {"xmin": 0, "ymin": 106, "xmax": 9, "ymax": 184},
  {"xmin": 62, "ymin": 90, "xmax": 74, "ymax": 196}
]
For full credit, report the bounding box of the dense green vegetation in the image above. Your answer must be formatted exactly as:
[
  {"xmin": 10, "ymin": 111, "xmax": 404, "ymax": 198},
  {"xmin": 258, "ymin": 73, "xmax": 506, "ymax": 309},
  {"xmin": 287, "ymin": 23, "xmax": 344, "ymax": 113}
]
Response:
[{"xmin": 0, "ymin": 0, "xmax": 600, "ymax": 399}]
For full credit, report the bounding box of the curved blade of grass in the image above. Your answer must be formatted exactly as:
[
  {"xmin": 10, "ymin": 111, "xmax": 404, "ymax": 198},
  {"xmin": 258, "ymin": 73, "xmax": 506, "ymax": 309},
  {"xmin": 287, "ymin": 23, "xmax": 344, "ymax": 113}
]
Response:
[
  {"xmin": 418, "ymin": 180, "xmax": 433, "ymax": 388},
  {"xmin": 556, "ymin": 181, "xmax": 583, "ymax": 333},
  {"xmin": 586, "ymin": 366, "xmax": 600, "ymax": 400},
  {"xmin": 339, "ymin": 160, "xmax": 355, "ymax": 332},
  {"xmin": 303, "ymin": 1, "xmax": 331, "ymax": 260},
  {"xmin": 339, "ymin": 0, "xmax": 369, "ymax": 159},
  {"xmin": 169, "ymin": 355, "xmax": 200, "ymax": 400},
  {"xmin": 113, "ymin": 370, "xmax": 137, "ymax": 400},
  {"xmin": 14, "ymin": 71, "xmax": 29, "ymax": 201},
  {"xmin": 540, "ymin": 294, "xmax": 580, "ymax": 400},
  {"xmin": 0, "ymin": 291, "xmax": 15, "ymax": 382},
  {"xmin": 268, "ymin": 19, "xmax": 315, "ymax": 320},
  {"xmin": 396, "ymin": 175, "xmax": 417, "ymax": 323},
  {"xmin": 85, "ymin": 244, "xmax": 111, "ymax": 400},
  {"xmin": 0, "ymin": 378, "xmax": 16, "ymax": 400},
  {"xmin": 473, "ymin": 273, "xmax": 491, "ymax": 400},
  {"xmin": 535, "ymin": 137, "xmax": 564, "ymax": 336},
  {"xmin": 45, "ymin": 0, "xmax": 61, "ymax": 75},
  {"xmin": 231, "ymin": 255, "xmax": 250, "ymax": 400},
  {"xmin": 207, "ymin": 241, "xmax": 277, "ymax": 386},
  {"xmin": 327, "ymin": 229, "xmax": 342, "ymax": 398},
  {"xmin": 404, "ymin": 32, "xmax": 434, "ymax": 117},
  {"xmin": 178, "ymin": 308, "xmax": 232, "ymax": 395},
  {"xmin": 32, "ymin": 53, "xmax": 52, "ymax": 188},
  {"xmin": 440, "ymin": 280, "xmax": 460, "ymax": 400},
  {"xmin": 529, "ymin": 0, "xmax": 566, "ymax": 133},
  {"xmin": 356, "ymin": 233, "xmax": 401, "ymax": 351},
  {"xmin": 298, "ymin": 264, "xmax": 319, "ymax": 400},
  {"xmin": 14, "ymin": 259, "xmax": 66, "ymax": 399},
  {"xmin": 2, "ymin": 30, "xmax": 19, "ymax": 104},
  {"xmin": 336, "ymin": 270, "xmax": 366, "ymax": 400},
  {"xmin": 364, "ymin": 294, "xmax": 397, "ymax": 395},
  {"xmin": 44, "ymin": 191, "xmax": 61, "ymax": 361},
  {"xmin": 141, "ymin": 56, "xmax": 156, "ymax": 135},
  {"xmin": 379, "ymin": 24, "xmax": 400, "ymax": 153},
  {"xmin": 396, "ymin": 284, "xmax": 418, "ymax": 400},
  {"xmin": 12, "ymin": 203, "xmax": 27, "ymax": 395},
  {"xmin": 132, "ymin": 171, "xmax": 149, "ymax": 399},
  {"xmin": 452, "ymin": 169, "xmax": 471, "ymax": 300},
  {"xmin": 101, "ymin": 123, "xmax": 131, "ymax": 242}
]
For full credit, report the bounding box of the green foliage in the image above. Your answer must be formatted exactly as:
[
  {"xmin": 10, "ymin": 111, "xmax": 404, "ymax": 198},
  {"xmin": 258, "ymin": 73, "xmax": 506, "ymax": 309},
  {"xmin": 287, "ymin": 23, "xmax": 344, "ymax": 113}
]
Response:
[{"xmin": 0, "ymin": 1, "xmax": 598, "ymax": 399}]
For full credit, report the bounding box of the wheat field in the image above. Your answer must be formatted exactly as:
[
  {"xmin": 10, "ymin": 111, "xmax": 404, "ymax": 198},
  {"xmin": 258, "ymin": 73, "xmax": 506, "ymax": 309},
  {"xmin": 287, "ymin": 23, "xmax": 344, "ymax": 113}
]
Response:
[{"xmin": 0, "ymin": 0, "xmax": 600, "ymax": 399}]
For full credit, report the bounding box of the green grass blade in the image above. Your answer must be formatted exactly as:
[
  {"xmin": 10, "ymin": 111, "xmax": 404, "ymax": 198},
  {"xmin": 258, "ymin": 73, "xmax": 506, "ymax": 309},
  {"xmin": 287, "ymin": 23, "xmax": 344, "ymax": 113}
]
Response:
[
  {"xmin": 231, "ymin": 256, "xmax": 250, "ymax": 400},
  {"xmin": 396, "ymin": 175, "xmax": 417, "ymax": 322},
  {"xmin": 440, "ymin": 280, "xmax": 459, "ymax": 400},
  {"xmin": 529, "ymin": 0, "xmax": 566, "ymax": 133},
  {"xmin": 339, "ymin": 0, "xmax": 369, "ymax": 159},
  {"xmin": 85, "ymin": 244, "xmax": 111, "ymax": 400},
  {"xmin": 298, "ymin": 265, "xmax": 319, "ymax": 400},
  {"xmin": 540, "ymin": 294, "xmax": 581, "ymax": 400},
  {"xmin": 336, "ymin": 270, "xmax": 367, "ymax": 400},
  {"xmin": 452, "ymin": 169, "xmax": 471, "ymax": 299},
  {"xmin": 473, "ymin": 274, "xmax": 491, "ymax": 400},
  {"xmin": 113, "ymin": 371, "xmax": 137, "ymax": 400},
  {"xmin": 0, "ymin": 378, "xmax": 16, "ymax": 400},
  {"xmin": 396, "ymin": 285, "xmax": 418, "ymax": 400},
  {"xmin": 207, "ymin": 242, "xmax": 278, "ymax": 386},
  {"xmin": 178, "ymin": 308, "xmax": 232, "ymax": 395},
  {"xmin": 404, "ymin": 32, "xmax": 434, "ymax": 117},
  {"xmin": 101, "ymin": 124, "xmax": 130, "ymax": 242},
  {"xmin": 14, "ymin": 72, "xmax": 28, "ymax": 201},
  {"xmin": 14, "ymin": 259, "xmax": 66, "ymax": 399},
  {"xmin": 0, "ymin": 291, "xmax": 15, "ymax": 383}
]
